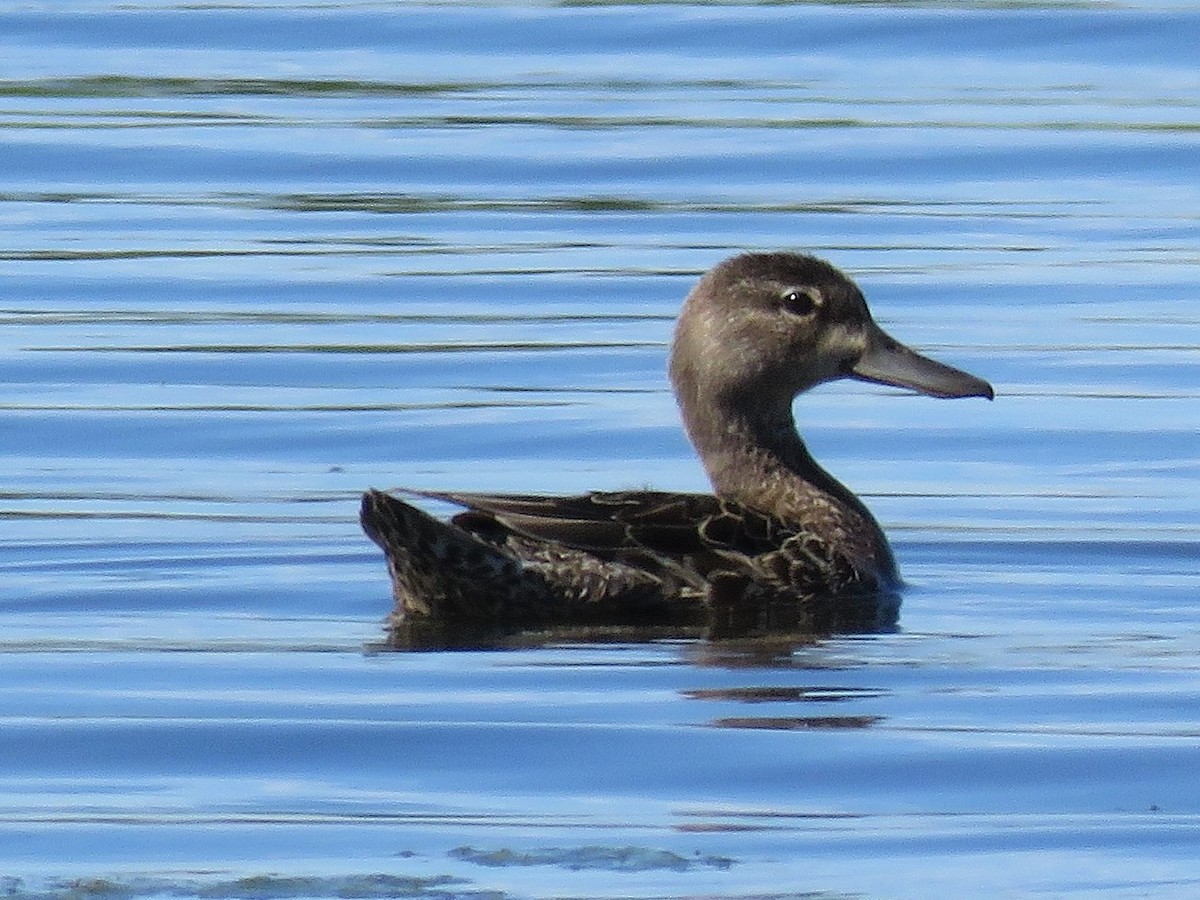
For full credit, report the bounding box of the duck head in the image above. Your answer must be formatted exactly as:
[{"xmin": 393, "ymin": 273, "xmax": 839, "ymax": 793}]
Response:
[{"xmin": 669, "ymin": 252, "xmax": 994, "ymax": 418}]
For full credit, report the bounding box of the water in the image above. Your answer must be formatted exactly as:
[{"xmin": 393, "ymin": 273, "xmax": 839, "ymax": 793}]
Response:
[{"xmin": 2, "ymin": 1, "xmax": 1200, "ymax": 897}]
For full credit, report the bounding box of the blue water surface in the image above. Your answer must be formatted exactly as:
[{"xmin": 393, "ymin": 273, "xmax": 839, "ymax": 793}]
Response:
[{"xmin": 2, "ymin": 2, "xmax": 1199, "ymax": 897}]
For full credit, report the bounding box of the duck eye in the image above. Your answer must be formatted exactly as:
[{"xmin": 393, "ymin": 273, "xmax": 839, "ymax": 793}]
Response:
[{"xmin": 782, "ymin": 290, "xmax": 817, "ymax": 316}]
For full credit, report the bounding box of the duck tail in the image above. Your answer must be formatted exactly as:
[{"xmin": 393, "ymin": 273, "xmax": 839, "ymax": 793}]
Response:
[{"xmin": 359, "ymin": 489, "xmax": 524, "ymax": 624}]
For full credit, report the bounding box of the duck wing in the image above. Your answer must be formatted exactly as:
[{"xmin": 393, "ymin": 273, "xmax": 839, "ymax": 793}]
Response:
[
  {"xmin": 449, "ymin": 488, "xmax": 876, "ymax": 600},
  {"xmin": 407, "ymin": 488, "xmax": 822, "ymax": 585}
]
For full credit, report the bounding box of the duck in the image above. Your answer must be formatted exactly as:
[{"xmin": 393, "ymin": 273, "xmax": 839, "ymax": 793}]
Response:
[{"xmin": 360, "ymin": 252, "xmax": 992, "ymax": 643}]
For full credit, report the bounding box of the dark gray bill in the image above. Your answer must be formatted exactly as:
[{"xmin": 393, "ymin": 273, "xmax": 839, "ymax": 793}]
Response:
[{"xmin": 851, "ymin": 321, "xmax": 994, "ymax": 400}]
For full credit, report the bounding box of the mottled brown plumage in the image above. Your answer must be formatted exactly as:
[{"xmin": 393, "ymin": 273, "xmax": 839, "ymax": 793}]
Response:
[{"xmin": 361, "ymin": 252, "xmax": 992, "ymax": 642}]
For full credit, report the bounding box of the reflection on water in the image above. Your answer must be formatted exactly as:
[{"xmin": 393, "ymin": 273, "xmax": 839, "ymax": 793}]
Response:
[
  {"xmin": 378, "ymin": 591, "xmax": 902, "ymax": 650},
  {"xmin": 707, "ymin": 714, "xmax": 884, "ymax": 730},
  {"xmin": 685, "ymin": 685, "xmax": 889, "ymax": 702}
]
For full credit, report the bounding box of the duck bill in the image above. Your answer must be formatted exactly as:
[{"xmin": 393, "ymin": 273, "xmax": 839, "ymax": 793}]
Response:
[{"xmin": 851, "ymin": 322, "xmax": 994, "ymax": 400}]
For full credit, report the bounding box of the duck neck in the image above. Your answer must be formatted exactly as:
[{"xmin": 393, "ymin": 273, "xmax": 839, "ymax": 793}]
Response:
[{"xmin": 682, "ymin": 393, "xmax": 883, "ymax": 539}]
